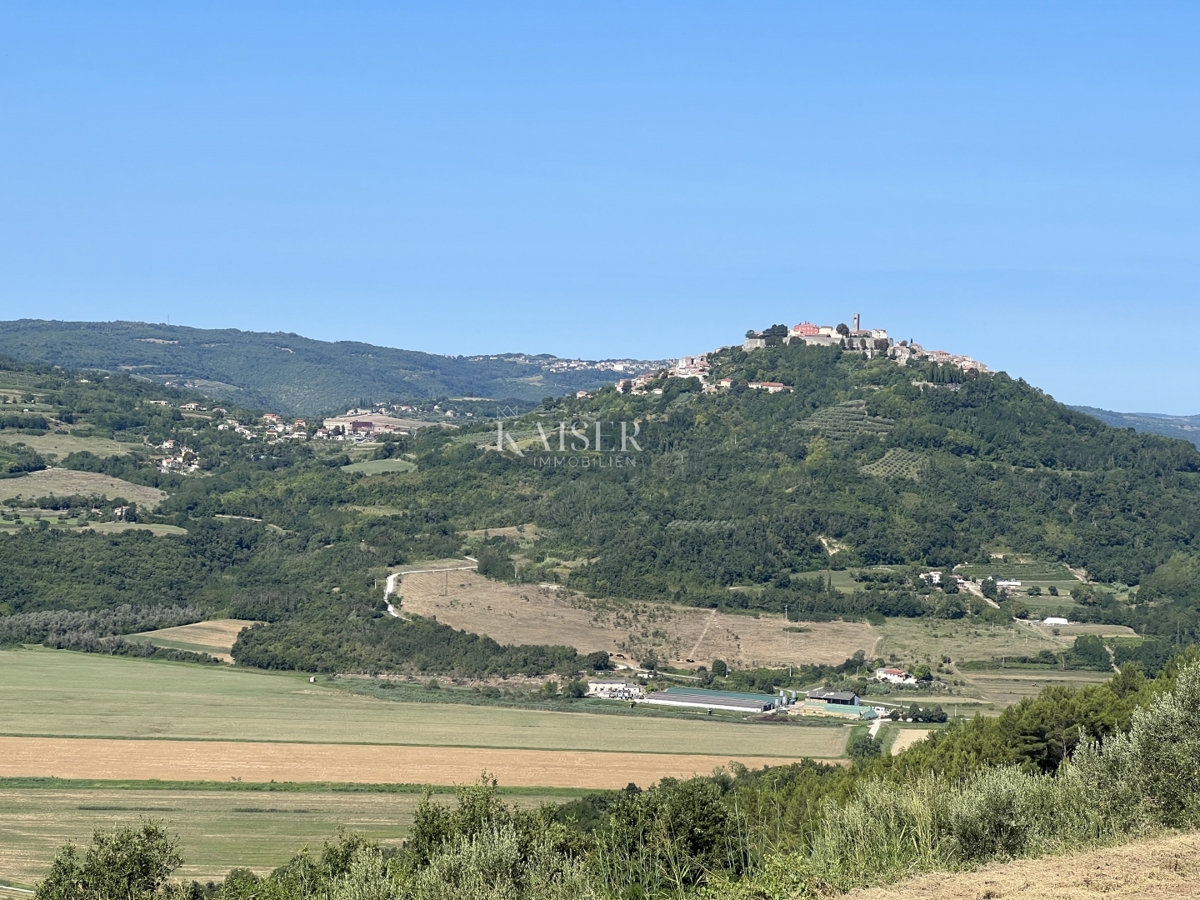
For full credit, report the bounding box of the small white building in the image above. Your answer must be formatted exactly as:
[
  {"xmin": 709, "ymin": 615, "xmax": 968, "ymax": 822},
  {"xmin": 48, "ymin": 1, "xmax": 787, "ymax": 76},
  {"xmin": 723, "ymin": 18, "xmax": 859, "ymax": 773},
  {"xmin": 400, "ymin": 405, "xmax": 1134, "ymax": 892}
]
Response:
[
  {"xmin": 587, "ymin": 679, "xmax": 644, "ymax": 701},
  {"xmin": 1043, "ymin": 616, "xmax": 1070, "ymax": 626}
]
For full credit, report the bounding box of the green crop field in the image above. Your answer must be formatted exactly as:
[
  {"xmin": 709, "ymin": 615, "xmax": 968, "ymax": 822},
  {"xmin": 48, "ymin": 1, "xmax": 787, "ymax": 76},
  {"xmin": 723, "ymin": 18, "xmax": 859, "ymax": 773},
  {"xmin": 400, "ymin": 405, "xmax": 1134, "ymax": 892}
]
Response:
[
  {"xmin": 956, "ymin": 560, "xmax": 1084, "ymax": 594},
  {"xmin": 0, "ymin": 650, "xmax": 847, "ymax": 759},
  {"xmin": 0, "ymin": 785, "xmax": 568, "ymax": 888}
]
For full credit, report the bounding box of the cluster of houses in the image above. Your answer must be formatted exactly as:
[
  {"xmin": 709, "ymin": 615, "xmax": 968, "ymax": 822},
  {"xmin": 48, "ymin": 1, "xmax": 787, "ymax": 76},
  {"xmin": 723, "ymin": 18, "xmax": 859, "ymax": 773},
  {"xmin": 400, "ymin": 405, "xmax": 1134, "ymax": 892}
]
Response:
[
  {"xmin": 216, "ymin": 412, "xmax": 309, "ymax": 443},
  {"xmin": 745, "ymin": 314, "xmax": 991, "ymax": 374},
  {"xmin": 157, "ymin": 439, "xmax": 200, "ymax": 473},
  {"xmin": 613, "ymin": 313, "xmax": 990, "ymax": 396},
  {"xmin": 463, "ymin": 353, "xmax": 665, "ymax": 377}
]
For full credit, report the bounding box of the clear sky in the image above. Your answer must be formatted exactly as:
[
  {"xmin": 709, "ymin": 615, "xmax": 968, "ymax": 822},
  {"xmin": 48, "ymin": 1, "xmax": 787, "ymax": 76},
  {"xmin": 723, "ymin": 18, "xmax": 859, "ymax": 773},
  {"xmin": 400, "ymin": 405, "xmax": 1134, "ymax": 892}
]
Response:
[{"xmin": 1, "ymin": 3, "xmax": 1196, "ymax": 412}]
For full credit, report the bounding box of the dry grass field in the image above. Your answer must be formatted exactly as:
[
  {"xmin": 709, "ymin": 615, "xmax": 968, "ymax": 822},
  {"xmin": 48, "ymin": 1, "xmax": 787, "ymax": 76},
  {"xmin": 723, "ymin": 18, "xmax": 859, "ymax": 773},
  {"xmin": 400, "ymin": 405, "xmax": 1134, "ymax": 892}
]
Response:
[
  {"xmin": 0, "ymin": 736, "xmax": 823, "ymax": 790},
  {"xmin": 840, "ymin": 831, "xmax": 1200, "ymax": 900},
  {"xmin": 0, "ymin": 432, "xmax": 137, "ymax": 460},
  {"xmin": 875, "ymin": 617, "xmax": 1069, "ymax": 667},
  {"xmin": 130, "ymin": 619, "xmax": 257, "ymax": 663},
  {"xmin": 394, "ymin": 569, "xmax": 878, "ymax": 668},
  {"xmin": 963, "ymin": 670, "xmax": 1115, "ymax": 708},
  {"xmin": 0, "ymin": 650, "xmax": 848, "ymax": 760},
  {"xmin": 0, "ymin": 468, "xmax": 166, "ymax": 507},
  {"xmin": 888, "ymin": 727, "xmax": 934, "ymax": 756}
]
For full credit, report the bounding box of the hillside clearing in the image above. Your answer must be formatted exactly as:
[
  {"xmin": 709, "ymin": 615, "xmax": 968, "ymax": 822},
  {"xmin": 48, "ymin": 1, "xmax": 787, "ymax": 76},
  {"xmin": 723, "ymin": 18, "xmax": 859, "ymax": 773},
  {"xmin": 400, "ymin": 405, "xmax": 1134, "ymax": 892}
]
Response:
[
  {"xmin": 0, "ymin": 469, "xmax": 166, "ymax": 508},
  {"xmin": 964, "ymin": 670, "xmax": 1115, "ymax": 708},
  {"xmin": 877, "ymin": 617, "xmax": 1070, "ymax": 667},
  {"xmin": 888, "ymin": 727, "xmax": 934, "ymax": 755},
  {"xmin": 129, "ymin": 619, "xmax": 257, "ymax": 663},
  {"xmin": 341, "ymin": 458, "xmax": 417, "ymax": 475},
  {"xmin": 393, "ymin": 569, "xmax": 878, "ymax": 668},
  {"xmin": 0, "ymin": 432, "xmax": 135, "ymax": 460},
  {"xmin": 838, "ymin": 830, "xmax": 1200, "ymax": 900}
]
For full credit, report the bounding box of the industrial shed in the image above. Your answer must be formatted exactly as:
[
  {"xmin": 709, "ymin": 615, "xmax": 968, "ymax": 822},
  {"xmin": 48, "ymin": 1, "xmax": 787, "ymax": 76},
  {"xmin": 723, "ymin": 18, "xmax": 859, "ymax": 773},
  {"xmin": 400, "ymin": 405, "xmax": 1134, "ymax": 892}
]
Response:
[
  {"xmin": 642, "ymin": 687, "xmax": 782, "ymax": 713},
  {"xmin": 795, "ymin": 689, "xmax": 877, "ymax": 720}
]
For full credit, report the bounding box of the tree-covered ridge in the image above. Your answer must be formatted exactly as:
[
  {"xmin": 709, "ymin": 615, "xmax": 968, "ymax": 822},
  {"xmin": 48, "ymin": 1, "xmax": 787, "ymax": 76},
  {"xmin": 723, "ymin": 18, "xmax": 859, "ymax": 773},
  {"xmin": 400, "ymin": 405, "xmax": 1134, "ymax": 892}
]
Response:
[
  {"xmin": 1072, "ymin": 404, "xmax": 1200, "ymax": 449},
  {"xmin": 2, "ymin": 346, "xmax": 1200, "ymax": 668},
  {"xmin": 0, "ymin": 320, "xmax": 655, "ymax": 414},
  {"xmin": 464, "ymin": 342, "xmax": 1200, "ymax": 592}
]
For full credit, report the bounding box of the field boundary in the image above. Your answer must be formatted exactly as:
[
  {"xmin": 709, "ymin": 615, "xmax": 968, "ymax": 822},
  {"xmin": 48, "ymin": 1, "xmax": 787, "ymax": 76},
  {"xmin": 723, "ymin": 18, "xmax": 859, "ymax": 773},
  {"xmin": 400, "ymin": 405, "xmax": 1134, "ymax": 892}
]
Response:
[
  {"xmin": 0, "ymin": 776, "xmax": 587, "ymax": 797},
  {"xmin": 0, "ymin": 730, "xmax": 828, "ymax": 756}
]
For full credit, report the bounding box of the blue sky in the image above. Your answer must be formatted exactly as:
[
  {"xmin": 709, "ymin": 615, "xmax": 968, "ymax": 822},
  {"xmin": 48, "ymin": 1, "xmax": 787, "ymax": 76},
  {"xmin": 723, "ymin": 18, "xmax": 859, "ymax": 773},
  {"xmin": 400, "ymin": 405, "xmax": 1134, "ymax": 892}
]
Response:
[{"xmin": 1, "ymin": 3, "xmax": 1196, "ymax": 413}]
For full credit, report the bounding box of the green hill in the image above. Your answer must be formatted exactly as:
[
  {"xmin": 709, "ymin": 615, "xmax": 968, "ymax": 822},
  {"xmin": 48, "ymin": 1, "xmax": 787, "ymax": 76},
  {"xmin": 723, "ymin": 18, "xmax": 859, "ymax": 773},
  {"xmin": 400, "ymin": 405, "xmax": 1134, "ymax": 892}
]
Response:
[
  {"xmin": 1, "ymin": 342, "xmax": 1199, "ymax": 674},
  {"xmin": 0, "ymin": 320, "xmax": 660, "ymax": 415},
  {"xmin": 1070, "ymin": 405, "xmax": 1200, "ymax": 448}
]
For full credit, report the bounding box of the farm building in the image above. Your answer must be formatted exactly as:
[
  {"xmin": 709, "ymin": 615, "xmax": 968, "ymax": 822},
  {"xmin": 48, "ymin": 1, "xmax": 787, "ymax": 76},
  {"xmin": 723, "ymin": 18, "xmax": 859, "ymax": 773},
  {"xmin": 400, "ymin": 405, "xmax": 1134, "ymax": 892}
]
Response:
[
  {"xmin": 586, "ymin": 678, "xmax": 644, "ymax": 700},
  {"xmin": 1043, "ymin": 616, "xmax": 1070, "ymax": 626},
  {"xmin": 874, "ymin": 667, "xmax": 913, "ymax": 684},
  {"xmin": 806, "ymin": 689, "xmax": 861, "ymax": 705},
  {"xmin": 641, "ymin": 687, "xmax": 784, "ymax": 713},
  {"xmin": 795, "ymin": 690, "xmax": 877, "ymax": 720}
]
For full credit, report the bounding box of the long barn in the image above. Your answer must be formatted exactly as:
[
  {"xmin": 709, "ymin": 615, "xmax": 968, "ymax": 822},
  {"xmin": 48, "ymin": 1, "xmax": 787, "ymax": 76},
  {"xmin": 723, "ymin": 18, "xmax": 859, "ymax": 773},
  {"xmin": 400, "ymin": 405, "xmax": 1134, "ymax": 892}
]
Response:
[{"xmin": 642, "ymin": 687, "xmax": 782, "ymax": 713}]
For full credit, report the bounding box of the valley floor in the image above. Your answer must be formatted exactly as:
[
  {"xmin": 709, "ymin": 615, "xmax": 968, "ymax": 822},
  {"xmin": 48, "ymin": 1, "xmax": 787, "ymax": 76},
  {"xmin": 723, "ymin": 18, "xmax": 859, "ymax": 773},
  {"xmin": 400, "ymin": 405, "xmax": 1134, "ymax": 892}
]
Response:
[{"xmin": 838, "ymin": 831, "xmax": 1200, "ymax": 900}]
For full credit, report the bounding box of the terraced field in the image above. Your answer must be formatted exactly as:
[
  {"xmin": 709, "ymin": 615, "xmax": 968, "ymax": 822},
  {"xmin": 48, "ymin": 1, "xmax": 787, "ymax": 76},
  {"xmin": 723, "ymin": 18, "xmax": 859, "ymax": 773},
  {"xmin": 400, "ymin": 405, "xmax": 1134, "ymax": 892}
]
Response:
[
  {"xmin": 801, "ymin": 401, "xmax": 894, "ymax": 441},
  {"xmin": 861, "ymin": 448, "xmax": 925, "ymax": 480}
]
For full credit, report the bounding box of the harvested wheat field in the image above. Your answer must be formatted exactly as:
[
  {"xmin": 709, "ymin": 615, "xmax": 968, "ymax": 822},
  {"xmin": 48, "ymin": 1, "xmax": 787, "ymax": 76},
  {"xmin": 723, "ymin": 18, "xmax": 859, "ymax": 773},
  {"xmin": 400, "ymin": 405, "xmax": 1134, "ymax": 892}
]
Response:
[
  {"xmin": 0, "ymin": 737, "xmax": 827, "ymax": 790},
  {"xmin": 0, "ymin": 468, "xmax": 167, "ymax": 508},
  {"xmin": 889, "ymin": 727, "xmax": 934, "ymax": 755},
  {"xmin": 130, "ymin": 619, "xmax": 257, "ymax": 662},
  {"xmin": 394, "ymin": 569, "xmax": 877, "ymax": 668},
  {"xmin": 839, "ymin": 831, "xmax": 1200, "ymax": 900}
]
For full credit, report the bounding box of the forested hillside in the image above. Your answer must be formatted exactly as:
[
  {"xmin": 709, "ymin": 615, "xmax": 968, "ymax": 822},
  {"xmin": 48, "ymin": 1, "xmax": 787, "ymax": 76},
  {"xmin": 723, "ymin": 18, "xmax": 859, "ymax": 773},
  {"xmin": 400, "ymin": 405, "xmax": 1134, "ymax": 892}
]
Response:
[
  {"xmin": 2, "ymin": 342, "xmax": 1200, "ymax": 675},
  {"xmin": 0, "ymin": 320, "xmax": 657, "ymax": 414}
]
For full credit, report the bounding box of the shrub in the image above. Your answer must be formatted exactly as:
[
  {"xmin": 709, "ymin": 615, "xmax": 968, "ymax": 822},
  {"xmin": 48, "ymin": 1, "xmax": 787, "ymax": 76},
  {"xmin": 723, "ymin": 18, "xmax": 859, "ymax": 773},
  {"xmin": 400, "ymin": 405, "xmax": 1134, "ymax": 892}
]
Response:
[{"xmin": 1074, "ymin": 660, "xmax": 1200, "ymax": 829}]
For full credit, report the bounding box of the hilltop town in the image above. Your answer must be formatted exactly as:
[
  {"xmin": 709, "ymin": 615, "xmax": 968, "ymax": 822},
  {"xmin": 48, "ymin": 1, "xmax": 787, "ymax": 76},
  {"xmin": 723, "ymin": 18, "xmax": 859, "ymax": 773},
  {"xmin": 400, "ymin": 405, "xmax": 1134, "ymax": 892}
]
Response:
[{"xmin": 615, "ymin": 314, "xmax": 990, "ymax": 395}]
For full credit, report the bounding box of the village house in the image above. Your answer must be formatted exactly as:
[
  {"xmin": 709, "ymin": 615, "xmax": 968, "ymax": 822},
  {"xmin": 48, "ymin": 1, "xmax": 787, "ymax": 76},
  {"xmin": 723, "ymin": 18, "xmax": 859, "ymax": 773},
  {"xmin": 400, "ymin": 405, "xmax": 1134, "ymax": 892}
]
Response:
[
  {"xmin": 747, "ymin": 381, "xmax": 792, "ymax": 393},
  {"xmin": 874, "ymin": 667, "xmax": 915, "ymax": 685}
]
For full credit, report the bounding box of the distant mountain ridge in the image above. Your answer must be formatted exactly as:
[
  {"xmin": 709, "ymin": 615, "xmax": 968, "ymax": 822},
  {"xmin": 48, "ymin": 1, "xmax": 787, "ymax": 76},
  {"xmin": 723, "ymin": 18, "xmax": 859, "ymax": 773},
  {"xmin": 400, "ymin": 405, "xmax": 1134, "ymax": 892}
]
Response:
[
  {"xmin": 0, "ymin": 320, "xmax": 664, "ymax": 415},
  {"xmin": 1070, "ymin": 406, "xmax": 1200, "ymax": 449}
]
